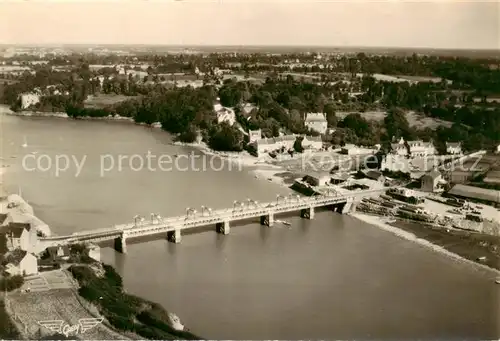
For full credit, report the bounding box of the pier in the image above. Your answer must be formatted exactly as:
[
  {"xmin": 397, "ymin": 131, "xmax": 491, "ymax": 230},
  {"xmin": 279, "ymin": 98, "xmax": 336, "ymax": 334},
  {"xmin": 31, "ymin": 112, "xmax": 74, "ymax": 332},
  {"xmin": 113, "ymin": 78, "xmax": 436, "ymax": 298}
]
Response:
[{"xmin": 39, "ymin": 189, "xmax": 385, "ymax": 253}]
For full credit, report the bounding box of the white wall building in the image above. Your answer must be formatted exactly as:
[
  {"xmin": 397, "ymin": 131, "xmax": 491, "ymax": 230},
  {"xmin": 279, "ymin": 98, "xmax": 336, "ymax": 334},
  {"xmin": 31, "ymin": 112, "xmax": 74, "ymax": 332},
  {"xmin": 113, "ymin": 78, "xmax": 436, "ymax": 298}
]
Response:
[
  {"xmin": 248, "ymin": 129, "xmax": 262, "ymax": 143},
  {"xmin": 20, "ymin": 93, "xmax": 40, "ymax": 109},
  {"xmin": 446, "ymin": 142, "xmax": 463, "ymax": 155},
  {"xmin": 302, "ymin": 135, "xmax": 323, "ymax": 150},
  {"xmin": 5, "ymin": 251, "xmax": 38, "ymax": 276},
  {"xmin": 214, "ymin": 103, "xmax": 236, "ymax": 126},
  {"xmin": 305, "ymin": 113, "xmax": 328, "ymax": 134},
  {"xmin": 391, "ymin": 138, "xmax": 436, "ymax": 157}
]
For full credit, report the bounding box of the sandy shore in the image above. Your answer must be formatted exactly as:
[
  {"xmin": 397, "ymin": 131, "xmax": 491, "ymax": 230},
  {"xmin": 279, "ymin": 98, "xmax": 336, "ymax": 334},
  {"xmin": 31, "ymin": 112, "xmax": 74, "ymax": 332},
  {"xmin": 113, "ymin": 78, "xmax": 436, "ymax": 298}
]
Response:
[{"xmin": 351, "ymin": 212, "xmax": 500, "ymax": 275}]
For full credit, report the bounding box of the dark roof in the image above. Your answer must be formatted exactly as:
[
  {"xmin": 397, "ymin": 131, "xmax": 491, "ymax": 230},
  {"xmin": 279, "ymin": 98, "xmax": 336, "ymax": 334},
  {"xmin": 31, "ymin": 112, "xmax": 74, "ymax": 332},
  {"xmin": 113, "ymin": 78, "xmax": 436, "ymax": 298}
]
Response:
[
  {"xmin": 448, "ymin": 184, "xmax": 500, "ymax": 204},
  {"xmin": 365, "ymin": 170, "xmax": 384, "ymax": 180},
  {"xmin": 7, "ymin": 222, "xmax": 31, "ymax": 231},
  {"xmin": 423, "ymin": 169, "xmax": 442, "ymax": 180},
  {"xmin": 6, "ymin": 249, "xmax": 28, "ymax": 266},
  {"xmin": 331, "ymin": 172, "xmax": 350, "ymax": 181},
  {"xmin": 46, "ymin": 245, "xmax": 70, "ymax": 258},
  {"xmin": 0, "ymin": 223, "xmax": 29, "ymax": 238},
  {"xmin": 0, "ymin": 213, "xmax": 7, "ymax": 225}
]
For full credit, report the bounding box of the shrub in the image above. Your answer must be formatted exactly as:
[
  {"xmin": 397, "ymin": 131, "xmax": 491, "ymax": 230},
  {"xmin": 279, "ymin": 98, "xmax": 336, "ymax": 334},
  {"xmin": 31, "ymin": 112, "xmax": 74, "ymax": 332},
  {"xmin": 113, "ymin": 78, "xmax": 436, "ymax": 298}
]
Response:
[{"xmin": 0, "ymin": 275, "xmax": 24, "ymax": 291}]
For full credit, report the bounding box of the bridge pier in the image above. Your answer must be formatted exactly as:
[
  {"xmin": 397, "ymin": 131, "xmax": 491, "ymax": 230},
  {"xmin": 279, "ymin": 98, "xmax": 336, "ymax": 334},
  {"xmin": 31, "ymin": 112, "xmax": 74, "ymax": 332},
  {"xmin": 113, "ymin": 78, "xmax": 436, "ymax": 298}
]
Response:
[
  {"xmin": 300, "ymin": 206, "xmax": 315, "ymax": 219},
  {"xmin": 260, "ymin": 212, "xmax": 274, "ymax": 227},
  {"xmin": 340, "ymin": 199, "xmax": 355, "ymax": 214},
  {"xmin": 167, "ymin": 229, "xmax": 182, "ymax": 243},
  {"xmin": 216, "ymin": 221, "xmax": 230, "ymax": 235},
  {"xmin": 114, "ymin": 232, "xmax": 127, "ymax": 254}
]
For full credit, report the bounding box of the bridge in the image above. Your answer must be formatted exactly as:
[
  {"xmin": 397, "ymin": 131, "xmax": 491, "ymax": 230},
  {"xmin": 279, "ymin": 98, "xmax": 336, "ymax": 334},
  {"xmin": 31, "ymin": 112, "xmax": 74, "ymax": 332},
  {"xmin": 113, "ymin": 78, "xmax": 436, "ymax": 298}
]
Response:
[{"xmin": 39, "ymin": 188, "xmax": 385, "ymax": 253}]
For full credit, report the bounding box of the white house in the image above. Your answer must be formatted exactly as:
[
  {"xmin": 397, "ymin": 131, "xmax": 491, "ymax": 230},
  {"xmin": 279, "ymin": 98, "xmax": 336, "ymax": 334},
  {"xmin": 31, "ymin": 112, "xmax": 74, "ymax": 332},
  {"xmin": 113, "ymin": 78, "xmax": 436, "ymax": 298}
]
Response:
[
  {"xmin": 214, "ymin": 103, "xmax": 236, "ymax": 126},
  {"xmin": 302, "ymin": 135, "xmax": 323, "ymax": 150},
  {"xmin": 407, "ymin": 140, "xmax": 436, "ymax": 157},
  {"xmin": 2, "ymin": 223, "xmax": 38, "ymax": 252},
  {"xmin": 446, "ymin": 142, "xmax": 463, "ymax": 155},
  {"xmin": 420, "ymin": 169, "xmax": 444, "ymax": 193},
  {"xmin": 5, "ymin": 250, "xmax": 38, "ymax": 276},
  {"xmin": 248, "ymin": 129, "xmax": 262, "ymax": 143},
  {"xmin": 305, "ymin": 113, "xmax": 328, "ymax": 134},
  {"xmin": 274, "ymin": 135, "xmax": 297, "ymax": 150},
  {"xmin": 303, "ymin": 172, "xmax": 331, "ymax": 187},
  {"xmin": 254, "ymin": 138, "xmax": 278, "ymax": 156},
  {"xmin": 391, "ymin": 138, "xmax": 436, "ymax": 157},
  {"xmin": 241, "ymin": 103, "xmax": 258, "ymax": 116},
  {"xmin": 496, "ymin": 144, "xmax": 500, "ymax": 154},
  {"xmin": 20, "ymin": 93, "xmax": 40, "ymax": 109},
  {"xmin": 390, "ymin": 138, "xmax": 408, "ymax": 156}
]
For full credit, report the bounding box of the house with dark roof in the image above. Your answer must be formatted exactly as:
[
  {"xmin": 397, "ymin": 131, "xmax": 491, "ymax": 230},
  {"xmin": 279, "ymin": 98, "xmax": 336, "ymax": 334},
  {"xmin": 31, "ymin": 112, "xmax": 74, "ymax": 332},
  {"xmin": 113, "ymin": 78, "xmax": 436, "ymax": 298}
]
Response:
[
  {"xmin": 43, "ymin": 245, "xmax": 71, "ymax": 261},
  {"xmin": 331, "ymin": 172, "xmax": 350, "ymax": 185},
  {"xmin": 0, "ymin": 222, "xmax": 37, "ymax": 252},
  {"xmin": 421, "ymin": 169, "xmax": 444, "ymax": 193},
  {"xmin": 4, "ymin": 249, "xmax": 38, "ymax": 276}
]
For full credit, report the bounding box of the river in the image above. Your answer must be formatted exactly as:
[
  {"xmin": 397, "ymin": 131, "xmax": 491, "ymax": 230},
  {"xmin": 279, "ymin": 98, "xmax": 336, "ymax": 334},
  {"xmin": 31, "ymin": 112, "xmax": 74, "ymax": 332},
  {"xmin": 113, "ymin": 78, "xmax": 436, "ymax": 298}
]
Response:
[{"xmin": 1, "ymin": 113, "xmax": 498, "ymax": 339}]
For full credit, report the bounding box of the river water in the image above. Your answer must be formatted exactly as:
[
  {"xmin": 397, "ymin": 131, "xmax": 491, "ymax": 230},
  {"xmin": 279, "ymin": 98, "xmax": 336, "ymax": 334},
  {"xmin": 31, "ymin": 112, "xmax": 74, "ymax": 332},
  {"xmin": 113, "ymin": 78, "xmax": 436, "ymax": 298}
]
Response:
[{"xmin": 1, "ymin": 113, "xmax": 498, "ymax": 339}]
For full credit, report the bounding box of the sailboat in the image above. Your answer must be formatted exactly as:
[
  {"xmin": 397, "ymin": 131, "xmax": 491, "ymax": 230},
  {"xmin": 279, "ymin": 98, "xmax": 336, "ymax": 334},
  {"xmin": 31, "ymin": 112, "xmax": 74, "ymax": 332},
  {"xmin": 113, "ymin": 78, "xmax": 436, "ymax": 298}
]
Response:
[{"xmin": 22, "ymin": 136, "xmax": 28, "ymax": 148}]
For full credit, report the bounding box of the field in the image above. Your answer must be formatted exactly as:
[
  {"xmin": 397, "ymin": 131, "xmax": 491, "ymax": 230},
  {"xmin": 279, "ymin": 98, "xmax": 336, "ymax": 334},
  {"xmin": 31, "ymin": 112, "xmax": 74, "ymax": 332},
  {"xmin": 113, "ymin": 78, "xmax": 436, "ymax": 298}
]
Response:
[
  {"xmin": 336, "ymin": 110, "xmax": 453, "ymax": 130},
  {"xmin": 83, "ymin": 94, "xmax": 140, "ymax": 109},
  {"xmin": 6, "ymin": 289, "xmax": 133, "ymax": 339}
]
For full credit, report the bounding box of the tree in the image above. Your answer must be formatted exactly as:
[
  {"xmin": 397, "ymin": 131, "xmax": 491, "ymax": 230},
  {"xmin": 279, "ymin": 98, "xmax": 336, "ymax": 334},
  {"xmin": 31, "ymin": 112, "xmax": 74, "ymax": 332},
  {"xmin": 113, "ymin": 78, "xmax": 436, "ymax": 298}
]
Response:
[
  {"xmin": 384, "ymin": 108, "xmax": 414, "ymax": 140},
  {"xmin": 208, "ymin": 123, "xmax": 243, "ymax": 151},
  {"xmin": 293, "ymin": 137, "xmax": 304, "ymax": 153}
]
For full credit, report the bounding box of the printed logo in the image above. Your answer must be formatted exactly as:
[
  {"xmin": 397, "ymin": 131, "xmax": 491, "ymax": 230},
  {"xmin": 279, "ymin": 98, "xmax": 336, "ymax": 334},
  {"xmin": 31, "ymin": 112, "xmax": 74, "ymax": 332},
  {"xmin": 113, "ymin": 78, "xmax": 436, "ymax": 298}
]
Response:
[{"xmin": 37, "ymin": 318, "xmax": 104, "ymax": 337}]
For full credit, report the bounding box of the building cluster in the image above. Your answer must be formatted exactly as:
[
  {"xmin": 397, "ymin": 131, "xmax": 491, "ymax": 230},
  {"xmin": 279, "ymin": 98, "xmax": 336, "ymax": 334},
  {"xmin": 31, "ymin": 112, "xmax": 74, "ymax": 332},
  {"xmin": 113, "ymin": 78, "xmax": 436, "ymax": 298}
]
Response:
[
  {"xmin": 390, "ymin": 137, "xmax": 438, "ymax": 157},
  {"xmin": 0, "ymin": 197, "xmax": 100, "ymax": 277},
  {"xmin": 248, "ymin": 129, "xmax": 323, "ymax": 156},
  {"xmin": 340, "ymin": 143, "xmax": 381, "ymax": 156}
]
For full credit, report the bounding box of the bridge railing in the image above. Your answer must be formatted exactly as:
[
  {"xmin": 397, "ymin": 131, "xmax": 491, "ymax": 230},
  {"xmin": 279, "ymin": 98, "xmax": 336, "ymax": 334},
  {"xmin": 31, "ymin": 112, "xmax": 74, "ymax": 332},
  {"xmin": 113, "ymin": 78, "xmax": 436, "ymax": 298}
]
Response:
[{"xmin": 41, "ymin": 189, "xmax": 387, "ymax": 241}]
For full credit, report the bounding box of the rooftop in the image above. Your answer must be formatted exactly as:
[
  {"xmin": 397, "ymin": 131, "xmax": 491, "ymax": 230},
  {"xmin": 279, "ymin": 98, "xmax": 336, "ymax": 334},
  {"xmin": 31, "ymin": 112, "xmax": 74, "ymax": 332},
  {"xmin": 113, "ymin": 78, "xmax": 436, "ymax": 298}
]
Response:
[
  {"xmin": 5, "ymin": 249, "xmax": 28, "ymax": 266},
  {"xmin": 305, "ymin": 113, "xmax": 327, "ymax": 122},
  {"xmin": 424, "ymin": 169, "xmax": 442, "ymax": 180},
  {"xmin": 448, "ymin": 184, "xmax": 500, "ymax": 204}
]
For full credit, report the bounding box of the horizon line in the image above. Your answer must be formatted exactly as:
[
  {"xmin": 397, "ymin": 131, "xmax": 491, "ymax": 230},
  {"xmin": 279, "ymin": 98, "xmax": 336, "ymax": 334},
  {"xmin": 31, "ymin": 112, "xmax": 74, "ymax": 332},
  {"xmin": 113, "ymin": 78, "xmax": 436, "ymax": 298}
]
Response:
[{"xmin": 1, "ymin": 43, "xmax": 499, "ymax": 52}]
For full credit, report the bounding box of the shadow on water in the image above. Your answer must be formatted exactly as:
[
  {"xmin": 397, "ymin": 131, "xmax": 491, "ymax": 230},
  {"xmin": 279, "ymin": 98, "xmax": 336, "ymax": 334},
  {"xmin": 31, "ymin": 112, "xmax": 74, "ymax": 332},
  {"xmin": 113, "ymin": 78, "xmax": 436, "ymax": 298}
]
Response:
[
  {"xmin": 215, "ymin": 233, "xmax": 227, "ymax": 251},
  {"xmin": 113, "ymin": 251, "xmax": 126, "ymax": 274},
  {"xmin": 259, "ymin": 225, "xmax": 270, "ymax": 243}
]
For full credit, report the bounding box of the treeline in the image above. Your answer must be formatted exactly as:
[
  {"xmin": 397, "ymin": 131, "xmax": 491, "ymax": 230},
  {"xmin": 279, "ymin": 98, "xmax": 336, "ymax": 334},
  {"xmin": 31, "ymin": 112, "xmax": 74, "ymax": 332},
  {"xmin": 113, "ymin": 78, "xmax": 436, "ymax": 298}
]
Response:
[{"xmin": 69, "ymin": 264, "xmax": 202, "ymax": 340}]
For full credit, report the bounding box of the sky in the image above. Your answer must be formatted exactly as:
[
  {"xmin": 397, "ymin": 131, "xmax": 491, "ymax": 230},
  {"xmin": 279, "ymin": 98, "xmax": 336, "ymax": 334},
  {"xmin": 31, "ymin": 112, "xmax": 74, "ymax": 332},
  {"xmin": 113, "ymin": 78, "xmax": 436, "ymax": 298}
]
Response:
[{"xmin": 0, "ymin": 0, "xmax": 498, "ymax": 49}]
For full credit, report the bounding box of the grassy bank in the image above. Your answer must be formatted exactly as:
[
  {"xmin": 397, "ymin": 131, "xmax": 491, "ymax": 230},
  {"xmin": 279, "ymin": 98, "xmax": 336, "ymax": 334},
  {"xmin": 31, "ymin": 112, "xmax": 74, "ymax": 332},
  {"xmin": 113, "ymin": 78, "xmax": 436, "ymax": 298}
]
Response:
[
  {"xmin": 0, "ymin": 298, "xmax": 19, "ymax": 339},
  {"xmin": 69, "ymin": 264, "xmax": 202, "ymax": 340},
  {"xmin": 392, "ymin": 220, "xmax": 500, "ymax": 271}
]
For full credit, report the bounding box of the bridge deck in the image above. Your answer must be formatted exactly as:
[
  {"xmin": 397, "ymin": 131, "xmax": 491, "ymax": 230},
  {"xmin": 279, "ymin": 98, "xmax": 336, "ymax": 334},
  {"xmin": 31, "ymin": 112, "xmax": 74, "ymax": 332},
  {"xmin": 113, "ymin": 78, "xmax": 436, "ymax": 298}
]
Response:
[{"xmin": 40, "ymin": 189, "xmax": 385, "ymax": 244}]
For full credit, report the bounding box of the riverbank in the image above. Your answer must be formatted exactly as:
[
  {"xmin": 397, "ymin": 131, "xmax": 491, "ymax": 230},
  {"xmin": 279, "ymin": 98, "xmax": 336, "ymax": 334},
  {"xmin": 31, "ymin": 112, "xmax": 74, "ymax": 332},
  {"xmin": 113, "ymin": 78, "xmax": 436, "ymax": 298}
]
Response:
[
  {"xmin": 69, "ymin": 263, "xmax": 200, "ymax": 340},
  {"xmin": 351, "ymin": 212, "xmax": 500, "ymax": 275}
]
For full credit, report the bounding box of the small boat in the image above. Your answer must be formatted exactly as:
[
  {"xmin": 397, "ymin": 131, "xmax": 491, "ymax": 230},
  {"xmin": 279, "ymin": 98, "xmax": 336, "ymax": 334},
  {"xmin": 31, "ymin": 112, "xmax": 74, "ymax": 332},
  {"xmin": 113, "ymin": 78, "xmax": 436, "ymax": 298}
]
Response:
[
  {"xmin": 22, "ymin": 136, "xmax": 28, "ymax": 148},
  {"xmin": 496, "ymin": 278, "xmax": 500, "ymax": 284},
  {"xmin": 281, "ymin": 220, "xmax": 291, "ymax": 226}
]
